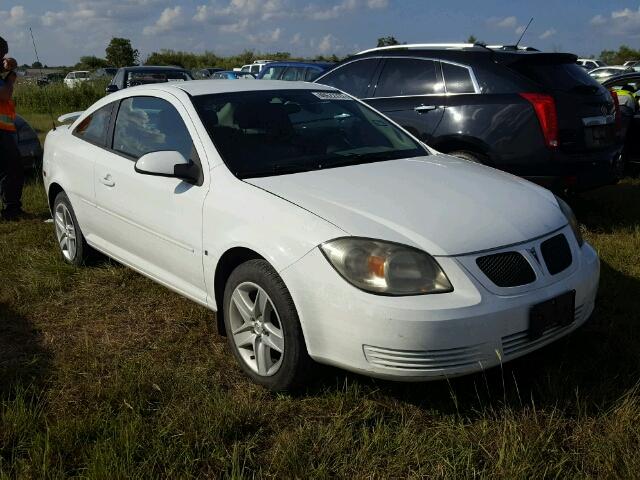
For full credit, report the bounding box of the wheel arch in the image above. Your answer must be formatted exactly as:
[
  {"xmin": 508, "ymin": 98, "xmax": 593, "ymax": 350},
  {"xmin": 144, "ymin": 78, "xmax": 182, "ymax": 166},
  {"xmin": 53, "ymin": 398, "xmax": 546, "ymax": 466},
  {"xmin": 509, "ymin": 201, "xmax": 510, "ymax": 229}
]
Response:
[
  {"xmin": 47, "ymin": 182, "xmax": 64, "ymax": 213},
  {"xmin": 430, "ymin": 135, "xmax": 491, "ymax": 159},
  {"xmin": 213, "ymin": 247, "xmax": 265, "ymax": 336}
]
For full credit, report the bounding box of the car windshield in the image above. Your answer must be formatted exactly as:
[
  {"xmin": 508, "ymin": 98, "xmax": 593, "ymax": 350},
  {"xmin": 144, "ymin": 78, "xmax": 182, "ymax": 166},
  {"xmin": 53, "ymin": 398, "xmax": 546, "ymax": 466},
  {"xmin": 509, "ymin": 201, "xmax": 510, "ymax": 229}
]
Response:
[{"xmin": 192, "ymin": 89, "xmax": 426, "ymax": 179}]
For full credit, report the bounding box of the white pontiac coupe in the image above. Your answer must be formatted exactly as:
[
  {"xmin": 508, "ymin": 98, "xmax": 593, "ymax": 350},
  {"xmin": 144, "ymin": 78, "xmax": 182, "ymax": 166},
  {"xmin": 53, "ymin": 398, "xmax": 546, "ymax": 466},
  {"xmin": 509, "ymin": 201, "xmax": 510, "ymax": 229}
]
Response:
[{"xmin": 43, "ymin": 80, "xmax": 600, "ymax": 390}]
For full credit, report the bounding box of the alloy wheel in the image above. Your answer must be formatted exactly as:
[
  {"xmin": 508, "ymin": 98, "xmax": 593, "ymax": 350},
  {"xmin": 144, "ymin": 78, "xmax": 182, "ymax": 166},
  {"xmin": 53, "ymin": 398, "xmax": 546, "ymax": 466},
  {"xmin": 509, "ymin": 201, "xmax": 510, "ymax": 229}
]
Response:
[
  {"xmin": 54, "ymin": 202, "xmax": 77, "ymax": 262},
  {"xmin": 229, "ymin": 282, "xmax": 284, "ymax": 376}
]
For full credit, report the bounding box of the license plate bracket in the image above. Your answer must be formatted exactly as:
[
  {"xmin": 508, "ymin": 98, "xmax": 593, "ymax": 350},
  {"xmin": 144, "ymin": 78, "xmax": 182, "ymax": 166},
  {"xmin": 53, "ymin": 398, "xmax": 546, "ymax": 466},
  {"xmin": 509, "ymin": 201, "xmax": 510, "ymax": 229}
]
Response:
[{"xmin": 529, "ymin": 290, "xmax": 575, "ymax": 340}]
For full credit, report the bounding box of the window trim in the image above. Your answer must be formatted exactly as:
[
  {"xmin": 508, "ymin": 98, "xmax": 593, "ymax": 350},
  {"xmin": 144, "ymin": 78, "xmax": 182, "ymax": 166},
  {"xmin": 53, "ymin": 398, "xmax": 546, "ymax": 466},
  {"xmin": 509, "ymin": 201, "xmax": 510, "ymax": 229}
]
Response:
[
  {"xmin": 72, "ymin": 101, "xmax": 117, "ymax": 149},
  {"xmin": 317, "ymin": 56, "xmax": 481, "ymax": 99}
]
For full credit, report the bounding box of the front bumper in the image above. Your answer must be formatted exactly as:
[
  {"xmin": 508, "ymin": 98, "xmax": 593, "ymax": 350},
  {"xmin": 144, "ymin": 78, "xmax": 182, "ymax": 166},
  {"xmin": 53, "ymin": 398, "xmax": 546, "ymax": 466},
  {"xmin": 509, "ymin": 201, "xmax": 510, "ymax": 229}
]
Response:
[{"xmin": 280, "ymin": 227, "xmax": 600, "ymax": 381}]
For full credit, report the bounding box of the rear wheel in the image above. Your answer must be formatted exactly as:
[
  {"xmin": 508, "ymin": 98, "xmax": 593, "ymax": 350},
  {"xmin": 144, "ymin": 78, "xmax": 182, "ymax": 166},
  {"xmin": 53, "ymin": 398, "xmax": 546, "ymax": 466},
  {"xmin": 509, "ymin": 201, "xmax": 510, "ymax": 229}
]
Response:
[
  {"xmin": 223, "ymin": 259, "xmax": 312, "ymax": 391},
  {"xmin": 53, "ymin": 191, "xmax": 88, "ymax": 266},
  {"xmin": 448, "ymin": 150, "xmax": 485, "ymax": 164}
]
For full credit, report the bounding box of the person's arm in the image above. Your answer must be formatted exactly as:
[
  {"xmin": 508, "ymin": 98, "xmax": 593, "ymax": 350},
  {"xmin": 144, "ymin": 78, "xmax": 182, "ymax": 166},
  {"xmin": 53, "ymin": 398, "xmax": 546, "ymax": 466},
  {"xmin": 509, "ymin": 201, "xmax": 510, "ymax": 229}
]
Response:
[{"xmin": 0, "ymin": 70, "xmax": 16, "ymax": 101}]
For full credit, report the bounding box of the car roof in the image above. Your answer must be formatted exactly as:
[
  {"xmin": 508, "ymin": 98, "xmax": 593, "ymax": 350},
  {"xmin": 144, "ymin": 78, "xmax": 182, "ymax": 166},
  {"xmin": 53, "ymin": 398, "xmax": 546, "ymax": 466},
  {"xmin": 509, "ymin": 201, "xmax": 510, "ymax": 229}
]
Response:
[
  {"xmin": 134, "ymin": 79, "xmax": 336, "ymax": 96},
  {"xmin": 261, "ymin": 61, "xmax": 334, "ymax": 68},
  {"xmin": 119, "ymin": 65, "xmax": 190, "ymax": 72}
]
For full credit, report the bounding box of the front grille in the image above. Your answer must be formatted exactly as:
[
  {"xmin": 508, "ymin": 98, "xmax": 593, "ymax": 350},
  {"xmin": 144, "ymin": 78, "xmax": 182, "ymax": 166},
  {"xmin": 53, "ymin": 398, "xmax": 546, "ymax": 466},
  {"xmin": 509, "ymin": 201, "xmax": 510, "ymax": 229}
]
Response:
[
  {"xmin": 363, "ymin": 344, "xmax": 487, "ymax": 371},
  {"xmin": 541, "ymin": 234, "xmax": 572, "ymax": 275},
  {"xmin": 476, "ymin": 252, "xmax": 536, "ymax": 287}
]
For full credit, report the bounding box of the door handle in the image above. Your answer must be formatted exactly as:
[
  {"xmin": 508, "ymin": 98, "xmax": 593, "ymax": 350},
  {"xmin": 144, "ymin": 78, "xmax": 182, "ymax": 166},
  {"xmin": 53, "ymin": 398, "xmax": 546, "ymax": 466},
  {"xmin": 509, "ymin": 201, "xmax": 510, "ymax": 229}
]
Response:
[
  {"xmin": 100, "ymin": 174, "xmax": 115, "ymax": 187},
  {"xmin": 414, "ymin": 105, "xmax": 438, "ymax": 113}
]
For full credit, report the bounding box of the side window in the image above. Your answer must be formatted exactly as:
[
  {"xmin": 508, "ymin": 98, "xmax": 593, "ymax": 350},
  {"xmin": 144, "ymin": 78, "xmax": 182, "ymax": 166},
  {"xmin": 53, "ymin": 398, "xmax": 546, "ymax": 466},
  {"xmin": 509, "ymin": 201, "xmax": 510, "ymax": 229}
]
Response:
[
  {"xmin": 73, "ymin": 103, "xmax": 115, "ymax": 146},
  {"xmin": 442, "ymin": 62, "xmax": 476, "ymax": 94},
  {"xmin": 317, "ymin": 59, "xmax": 379, "ymax": 98},
  {"xmin": 374, "ymin": 58, "xmax": 444, "ymax": 97},
  {"xmin": 113, "ymin": 96, "xmax": 193, "ymax": 161},
  {"xmin": 261, "ymin": 66, "xmax": 285, "ymax": 80},
  {"xmin": 304, "ymin": 67, "xmax": 322, "ymax": 81},
  {"xmin": 251, "ymin": 65, "xmax": 261, "ymax": 74},
  {"xmin": 281, "ymin": 67, "xmax": 304, "ymax": 81}
]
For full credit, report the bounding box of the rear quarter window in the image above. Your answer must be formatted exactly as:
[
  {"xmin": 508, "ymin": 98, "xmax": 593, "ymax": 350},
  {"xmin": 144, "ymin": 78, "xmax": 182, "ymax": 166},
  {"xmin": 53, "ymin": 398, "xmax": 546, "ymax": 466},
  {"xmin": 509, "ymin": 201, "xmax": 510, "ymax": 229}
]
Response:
[{"xmin": 73, "ymin": 103, "xmax": 115, "ymax": 147}]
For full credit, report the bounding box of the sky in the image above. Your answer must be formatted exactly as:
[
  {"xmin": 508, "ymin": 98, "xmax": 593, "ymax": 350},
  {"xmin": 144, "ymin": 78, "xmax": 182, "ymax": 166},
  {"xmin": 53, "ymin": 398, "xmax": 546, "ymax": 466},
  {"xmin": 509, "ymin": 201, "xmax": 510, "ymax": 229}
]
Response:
[{"xmin": 1, "ymin": 0, "xmax": 640, "ymax": 66}]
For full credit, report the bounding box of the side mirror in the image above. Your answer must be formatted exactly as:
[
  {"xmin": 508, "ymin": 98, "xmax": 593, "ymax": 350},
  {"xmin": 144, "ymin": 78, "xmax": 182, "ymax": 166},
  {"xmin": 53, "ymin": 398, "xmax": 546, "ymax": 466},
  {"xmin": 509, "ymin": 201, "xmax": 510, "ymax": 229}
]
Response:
[
  {"xmin": 105, "ymin": 84, "xmax": 119, "ymax": 94},
  {"xmin": 134, "ymin": 151, "xmax": 200, "ymax": 183}
]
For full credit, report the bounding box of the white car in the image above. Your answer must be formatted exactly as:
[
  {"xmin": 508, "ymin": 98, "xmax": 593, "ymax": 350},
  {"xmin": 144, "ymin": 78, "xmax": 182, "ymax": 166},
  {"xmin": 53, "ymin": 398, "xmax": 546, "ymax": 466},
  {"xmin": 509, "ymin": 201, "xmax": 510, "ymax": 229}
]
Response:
[
  {"xmin": 63, "ymin": 70, "xmax": 90, "ymax": 88},
  {"xmin": 576, "ymin": 59, "xmax": 606, "ymax": 71},
  {"xmin": 42, "ymin": 80, "xmax": 600, "ymax": 390},
  {"xmin": 588, "ymin": 66, "xmax": 632, "ymax": 82}
]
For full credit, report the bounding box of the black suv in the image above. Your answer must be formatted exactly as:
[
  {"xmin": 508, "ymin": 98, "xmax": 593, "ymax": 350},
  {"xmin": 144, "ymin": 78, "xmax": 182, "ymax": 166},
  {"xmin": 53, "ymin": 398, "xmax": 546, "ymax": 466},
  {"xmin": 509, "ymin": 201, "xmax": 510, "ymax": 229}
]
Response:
[{"xmin": 315, "ymin": 44, "xmax": 623, "ymax": 191}]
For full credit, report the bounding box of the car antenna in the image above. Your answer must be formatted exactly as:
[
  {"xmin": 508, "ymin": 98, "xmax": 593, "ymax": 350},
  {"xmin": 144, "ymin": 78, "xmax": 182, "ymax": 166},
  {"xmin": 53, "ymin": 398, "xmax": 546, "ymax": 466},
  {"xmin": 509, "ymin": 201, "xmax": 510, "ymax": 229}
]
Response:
[
  {"xmin": 29, "ymin": 27, "xmax": 56, "ymax": 131},
  {"xmin": 515, "ymin": 17, "xmax": 534, "ymax": 49}
]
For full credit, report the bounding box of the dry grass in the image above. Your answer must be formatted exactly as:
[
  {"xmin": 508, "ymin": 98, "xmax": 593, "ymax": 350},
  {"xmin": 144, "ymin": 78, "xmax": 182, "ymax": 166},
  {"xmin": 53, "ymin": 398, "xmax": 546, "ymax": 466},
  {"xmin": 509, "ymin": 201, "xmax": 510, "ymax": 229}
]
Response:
[{"xmin": 1, "ymin": 163, "xmax": 639, "ymax": 477}]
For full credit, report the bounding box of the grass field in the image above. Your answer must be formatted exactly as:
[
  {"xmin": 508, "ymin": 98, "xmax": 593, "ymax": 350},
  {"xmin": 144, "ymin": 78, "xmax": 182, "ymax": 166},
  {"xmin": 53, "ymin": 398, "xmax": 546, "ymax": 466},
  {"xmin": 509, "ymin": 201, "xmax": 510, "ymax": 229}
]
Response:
[{"xmin": 1, "ymin": 115, "xmax": 640, "ymax": 478}]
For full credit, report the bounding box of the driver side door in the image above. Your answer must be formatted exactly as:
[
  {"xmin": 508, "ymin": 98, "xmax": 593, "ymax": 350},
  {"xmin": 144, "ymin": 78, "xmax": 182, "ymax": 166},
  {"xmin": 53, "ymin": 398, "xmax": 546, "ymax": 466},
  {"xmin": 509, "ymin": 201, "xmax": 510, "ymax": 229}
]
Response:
[{"xmin": 92, "ymin": 93, "xmax": 210, "ymax": 303}]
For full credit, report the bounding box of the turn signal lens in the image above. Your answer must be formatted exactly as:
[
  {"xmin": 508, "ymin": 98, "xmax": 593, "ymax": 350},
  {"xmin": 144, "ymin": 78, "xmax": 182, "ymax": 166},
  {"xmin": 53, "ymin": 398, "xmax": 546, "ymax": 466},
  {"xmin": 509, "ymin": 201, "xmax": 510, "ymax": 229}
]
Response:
[{"xmin": 320, "ymin": 238, "xmax": 453, "ymax": 295}]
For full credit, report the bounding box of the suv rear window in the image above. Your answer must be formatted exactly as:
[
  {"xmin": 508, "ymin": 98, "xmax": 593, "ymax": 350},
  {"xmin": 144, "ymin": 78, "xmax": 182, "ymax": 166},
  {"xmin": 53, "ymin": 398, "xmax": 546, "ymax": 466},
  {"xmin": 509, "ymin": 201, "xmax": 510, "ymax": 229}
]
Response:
[
  {"xmin": 510, "ymin": 62, "xmax": 602, "ymax": 92},
  {"xmin": 442, "ymin": 63, "xmax": 476, "ymax": 94}
]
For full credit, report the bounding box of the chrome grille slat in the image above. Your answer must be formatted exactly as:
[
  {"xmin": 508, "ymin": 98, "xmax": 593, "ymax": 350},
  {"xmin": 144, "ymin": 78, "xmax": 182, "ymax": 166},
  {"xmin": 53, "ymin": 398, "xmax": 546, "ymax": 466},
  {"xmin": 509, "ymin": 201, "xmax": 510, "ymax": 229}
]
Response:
[{"xmin": 364, "ymin": 344, "xmax": 487, "ymax": 371}]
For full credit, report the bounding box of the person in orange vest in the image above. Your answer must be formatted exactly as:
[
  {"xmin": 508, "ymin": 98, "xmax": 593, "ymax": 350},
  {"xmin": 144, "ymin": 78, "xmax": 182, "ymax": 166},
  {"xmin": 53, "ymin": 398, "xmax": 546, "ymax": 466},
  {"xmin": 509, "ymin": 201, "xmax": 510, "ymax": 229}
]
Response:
[{"xmin": 0, "ymin": 36, "xmax": 24, "ymax": 221}]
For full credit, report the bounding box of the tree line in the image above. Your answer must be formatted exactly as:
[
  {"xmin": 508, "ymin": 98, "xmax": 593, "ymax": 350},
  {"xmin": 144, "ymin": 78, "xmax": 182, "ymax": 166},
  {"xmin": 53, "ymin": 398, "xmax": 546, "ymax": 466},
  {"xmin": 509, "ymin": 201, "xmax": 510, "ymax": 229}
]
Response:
[{"xmin": 26, "ymin": 37, "xmax": 640, "ymax": 72}]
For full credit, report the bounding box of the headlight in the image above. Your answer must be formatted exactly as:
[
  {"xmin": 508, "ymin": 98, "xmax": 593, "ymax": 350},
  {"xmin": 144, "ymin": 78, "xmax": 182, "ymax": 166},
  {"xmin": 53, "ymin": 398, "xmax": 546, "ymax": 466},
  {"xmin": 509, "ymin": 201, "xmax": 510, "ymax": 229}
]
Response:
[
  {"xmin": 320, "ymin": 237, "xmax": 453, "ymax": 296},
  {"xmin": 555, "ymin": 195, "xmax": 584, "ymax": 247}
]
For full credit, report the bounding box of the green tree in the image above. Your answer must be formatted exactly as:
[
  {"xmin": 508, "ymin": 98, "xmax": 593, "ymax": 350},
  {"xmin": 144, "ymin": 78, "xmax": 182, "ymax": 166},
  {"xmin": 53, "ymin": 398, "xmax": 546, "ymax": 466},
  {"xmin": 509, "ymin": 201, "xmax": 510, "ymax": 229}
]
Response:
[
  {"xmin": 31, "ymin": 61, "xmax": 42, "ymax": 68},
  {"xmin": 105, "ymin": 38, "xmax": 139, "ymax": 68},
  {"xmin": 76, "ymin": 55, "xmax": 108, "ymax": 70},
  {"xmin": 467, "ymin": 35, "xmax": 477, "ymax": 44},
  {"xmin": 376, "ymin": 36, "xmax": 400, "ymax": 47},
  {"xmin": 599, "ymin": 45, "xmax": 640, "ymax": 65}
]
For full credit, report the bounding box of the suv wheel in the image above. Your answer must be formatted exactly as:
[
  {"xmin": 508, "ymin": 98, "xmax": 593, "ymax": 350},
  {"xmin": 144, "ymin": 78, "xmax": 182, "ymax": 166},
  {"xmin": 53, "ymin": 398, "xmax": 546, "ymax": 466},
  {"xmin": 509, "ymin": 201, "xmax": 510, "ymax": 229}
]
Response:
[
  {"xmin": 448, "ymin": 150, "xmax": 485, "ymax": 164},
  {"xmin": 53, "ymin": 191, "xmax": 89, "ymax": 266},
  {"xmin": 223, "ymin": 259, "xmax": 313, "ymax": 391}
]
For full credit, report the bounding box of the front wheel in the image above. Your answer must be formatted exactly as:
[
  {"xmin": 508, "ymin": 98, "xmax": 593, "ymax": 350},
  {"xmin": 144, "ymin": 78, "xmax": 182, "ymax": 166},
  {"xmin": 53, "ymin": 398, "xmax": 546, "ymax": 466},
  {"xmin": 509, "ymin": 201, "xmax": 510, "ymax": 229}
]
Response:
[
  {"xmin": 53, "ymin": 191, "xmax": 89, "ymax": 266},
  {"xmin": 223, "ymin": 259, "xmax": 313, "ymax": 391}
]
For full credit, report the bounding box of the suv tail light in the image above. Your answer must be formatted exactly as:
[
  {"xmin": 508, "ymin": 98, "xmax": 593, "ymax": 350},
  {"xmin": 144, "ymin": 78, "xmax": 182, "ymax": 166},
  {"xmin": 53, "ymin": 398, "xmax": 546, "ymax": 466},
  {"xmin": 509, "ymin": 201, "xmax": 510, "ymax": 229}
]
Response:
[
  {"xmin": 520, "ymin": 93, "xmax": 559, "ymax": 149},
  {"xmin": 609, "ymin": 89, "xmax": 622, "ymax": 133}
]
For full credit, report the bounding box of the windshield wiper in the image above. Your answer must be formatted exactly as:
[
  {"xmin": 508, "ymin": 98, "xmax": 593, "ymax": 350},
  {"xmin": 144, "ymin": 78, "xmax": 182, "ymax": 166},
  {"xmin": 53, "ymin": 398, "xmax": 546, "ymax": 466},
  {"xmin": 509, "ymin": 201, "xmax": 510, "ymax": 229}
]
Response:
[{"xmin": 318, "ymin": 150, "xmax": 418, "ymax": 169}]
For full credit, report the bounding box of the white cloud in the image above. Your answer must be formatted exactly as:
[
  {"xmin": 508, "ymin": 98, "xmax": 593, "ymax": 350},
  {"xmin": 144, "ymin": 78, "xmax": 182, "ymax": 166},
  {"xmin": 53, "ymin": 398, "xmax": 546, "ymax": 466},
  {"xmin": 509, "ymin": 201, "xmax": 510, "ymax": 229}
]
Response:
[
  {"xmin": 539, "ymin": 28, "xmax": 556, "ymax": 40},
  {"xmin": 318, "ymin": 33, "xmax": 340, "ymax": 53},
  {"xmin": 248, "ymin": 27, "xmax": 282, "ymax": 43},
  {"xmin": 590, "ymin": 7, "xmax": 640, "ymax": 36},
  {"xmin": 291, "ymin": 32, "xmax": 303, "ymax": 45},
  {"xmin": 2, "ymin": 5, "xmax": 28, "ymax": 26},
  {"xmin": 220, "ymin": 17, "xmax": 250, "ymax": 32},
  {"xmin": 515, "ymin": 25, "xmax": 526, "ymax": 35},
  {"xmin": 143, "ymin": 6, "xmax": 184, "ymax": 35},
  {"xmin": 304, "ymin": 0, "xmax": 358, "ymax": 20},
  {"xmin": 489, "ymin": 15, "xmax": 518, "ymax": 29},
  {"xmin": 367, "ymin": 0, "xmax": 388, "ymax": 8}
]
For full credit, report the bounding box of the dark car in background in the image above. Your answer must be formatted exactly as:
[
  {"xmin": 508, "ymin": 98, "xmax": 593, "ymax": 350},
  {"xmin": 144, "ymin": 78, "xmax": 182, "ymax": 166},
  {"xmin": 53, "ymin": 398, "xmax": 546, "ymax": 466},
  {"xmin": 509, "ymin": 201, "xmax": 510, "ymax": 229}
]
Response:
[
  {"xmin": 257, "ymin": 61, "xmax": 335, "ymax": 81},
  {"xmin": 106, "ymin": 66, "xmax": 193, "ymax": 93},
  {"xmin": 315, "ymin": 43, "xmax": 623, "ymax": 192},
  {"xmin": 15, "ymin": 115, "xmax": 43, "ymax": 172},
  {"xmin": 209, "ymin": 70, "xmax": 255, "ymax": 79},
  {"xmin": 193, "ymin": 67, "xmax": 225, "ymax": 79}
]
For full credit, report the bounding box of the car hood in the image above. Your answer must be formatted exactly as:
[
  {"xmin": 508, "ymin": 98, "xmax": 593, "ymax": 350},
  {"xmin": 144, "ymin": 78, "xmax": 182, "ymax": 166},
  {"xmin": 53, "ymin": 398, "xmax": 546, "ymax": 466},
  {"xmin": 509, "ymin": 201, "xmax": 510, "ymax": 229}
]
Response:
[{"xmin": 245, "ymin": 155, "xmax": 567, "ymax": 256}]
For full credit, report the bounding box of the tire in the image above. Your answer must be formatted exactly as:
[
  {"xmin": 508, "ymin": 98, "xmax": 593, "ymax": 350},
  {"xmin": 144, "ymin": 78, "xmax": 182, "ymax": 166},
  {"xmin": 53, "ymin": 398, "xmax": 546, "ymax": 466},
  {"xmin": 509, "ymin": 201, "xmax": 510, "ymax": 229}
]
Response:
[
  {"xmin": 52, "ymin": 191, "xmax": 89, "ymax": 266},
  {"xmin": 448, "ymin": 150, "xmax": 484, "ymax": 164},
  {"xmin": 223, "ymin": 259, "xmax": 313, "ymax": 391}
]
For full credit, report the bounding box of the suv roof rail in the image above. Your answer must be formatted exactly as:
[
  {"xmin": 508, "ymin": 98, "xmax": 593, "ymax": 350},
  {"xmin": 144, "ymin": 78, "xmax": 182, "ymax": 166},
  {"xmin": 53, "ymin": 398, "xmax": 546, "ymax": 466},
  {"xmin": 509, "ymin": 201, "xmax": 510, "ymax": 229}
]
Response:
[
  {"xmin": 356, "ymin": 43, "xmax": 478, "ymax": 55},
  {"xmin": 356, "ymin": 43, "xmax": 540, "ymax": 55}
]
